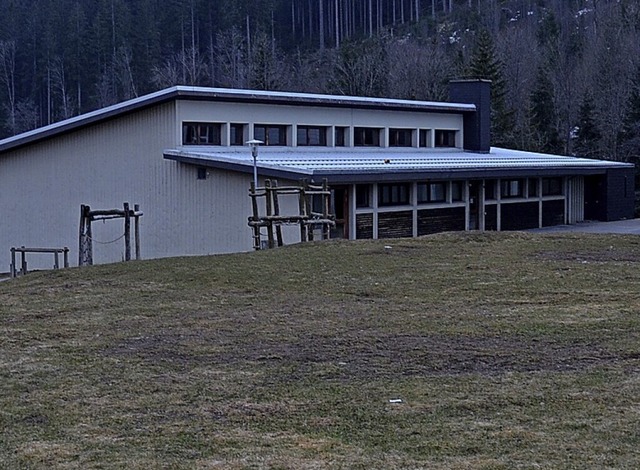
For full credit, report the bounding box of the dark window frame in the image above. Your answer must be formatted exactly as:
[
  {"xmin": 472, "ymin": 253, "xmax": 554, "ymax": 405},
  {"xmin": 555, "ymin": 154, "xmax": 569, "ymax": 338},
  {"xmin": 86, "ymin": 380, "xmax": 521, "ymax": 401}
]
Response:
[
  {"xmin": 419, "ymin": 129, "xmax": 431, "ymax": 147},
  {"xmin": 335, "ymin": 127, "xmax": 347, "ymax": 146},
  {"xmin": 485, "ymin": 180, "xmax": 497, "ymax": 200},
  {"xmin": 378, "ymin": 183, "xmax": 410, "ymax": 206},
  {"xmin": 354, "ymin": 127, "xmax": 381, "ymax": 147},
  {"xmin": 501, "ymin": 179, "xmax": 525, "ymax": 198},
  {"xmin": 434, "ymin": 129, "xmax": 457, "ymax": 148},
  {"xmin": 389, "ymin": 128, "xmax": 413, "ymax": 147},
  {"xmin": 182, "ymin": 122, "xmax": 222, "ymax": 145},
  {"xmin": 297, "ymin": 125, "xmax": 327, "ymax": 146},
  {"xmin": 230, "ymin": 123, "xmax": 245, "ymax": 146},
  {"xmin": 417, "ymin": 182, "xmax": 447, "ymax": 204},
  {"xmin": 451, "ymin": 181, "xmax": 464, "ymax": 202},
  {"xmin": 254, "ymin": 124, "xmax": 288, "ymax": 146},
  {"xmin": 542, "ymin": 177, "xmax": 563, "ymax": 196},
  {"xmin": 356, "ymin": 184, "xmax": 371, "ymax": 208}
]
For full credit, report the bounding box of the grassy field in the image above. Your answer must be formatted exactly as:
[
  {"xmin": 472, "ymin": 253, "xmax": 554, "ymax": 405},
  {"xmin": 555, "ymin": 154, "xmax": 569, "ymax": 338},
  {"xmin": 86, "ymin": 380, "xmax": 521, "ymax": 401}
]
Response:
[{"xmin": 1, "ymin": 232, "xmax": 640, "ymax": 469}]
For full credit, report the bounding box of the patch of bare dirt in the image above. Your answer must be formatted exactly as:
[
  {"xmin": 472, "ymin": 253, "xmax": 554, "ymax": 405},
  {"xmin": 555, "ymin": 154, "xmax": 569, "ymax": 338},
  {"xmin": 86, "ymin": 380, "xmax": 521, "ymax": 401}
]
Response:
[{"xmin": 103, "ymin": 332, "xmax": 628, "ymax": 379}]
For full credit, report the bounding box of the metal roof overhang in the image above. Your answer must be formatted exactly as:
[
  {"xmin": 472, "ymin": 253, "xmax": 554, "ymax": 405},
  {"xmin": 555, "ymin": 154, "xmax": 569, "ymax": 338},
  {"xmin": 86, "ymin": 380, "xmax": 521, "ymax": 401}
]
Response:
[{"xmin": 164, "ymin": 148, "xmax": 629, "ymax": 184}]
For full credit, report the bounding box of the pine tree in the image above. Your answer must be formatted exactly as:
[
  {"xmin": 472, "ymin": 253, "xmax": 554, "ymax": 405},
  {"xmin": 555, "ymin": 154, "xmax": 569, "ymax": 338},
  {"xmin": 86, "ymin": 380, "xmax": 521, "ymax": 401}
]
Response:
[
  {"xmin": 466, "ymin": 29, "xmax": 514, "ymax": 148},
  {"xmin": 620, "ymin": 67, "xmax": 640, "ymax": 164},
  {"xmin": 530, "ymin": 66, "xmax": 562, "ymax": 154},
  {"xmin": 573, "ymin": 93, "xmax": 602, "ymax": 159}
]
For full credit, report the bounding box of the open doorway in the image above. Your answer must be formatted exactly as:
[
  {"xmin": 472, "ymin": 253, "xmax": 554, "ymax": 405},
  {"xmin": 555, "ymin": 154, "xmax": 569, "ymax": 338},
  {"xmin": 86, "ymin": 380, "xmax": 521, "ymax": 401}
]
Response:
[
  {"xmin": 468, "ymin": 181, "xmax": 482, "ymax": 230},
  {"xmin": 331, "ymin": 185, "xmax": 349, "ymax": 239}
]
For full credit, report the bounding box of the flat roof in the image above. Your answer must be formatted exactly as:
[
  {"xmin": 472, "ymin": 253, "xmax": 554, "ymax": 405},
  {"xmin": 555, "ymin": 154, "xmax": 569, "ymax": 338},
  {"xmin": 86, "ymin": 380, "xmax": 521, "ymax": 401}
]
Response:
[
  {"xmin": 164, "ymin": 146, "xmax": 632, "ymax": 183},
  {"xmin": 0, "ymin": 87, "xmax": 475, "ymax": 154}
]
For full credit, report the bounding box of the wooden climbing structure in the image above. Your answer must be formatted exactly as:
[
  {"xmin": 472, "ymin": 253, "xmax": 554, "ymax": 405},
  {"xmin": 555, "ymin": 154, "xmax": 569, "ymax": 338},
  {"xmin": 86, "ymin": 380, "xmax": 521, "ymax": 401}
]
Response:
[
  {"xmin": 79, "ymin": 203, "xmax": 143, "ymax": 266},
  {"xmin": 248, "ymin": 179, "xmax": 335, "ymax": 250}
]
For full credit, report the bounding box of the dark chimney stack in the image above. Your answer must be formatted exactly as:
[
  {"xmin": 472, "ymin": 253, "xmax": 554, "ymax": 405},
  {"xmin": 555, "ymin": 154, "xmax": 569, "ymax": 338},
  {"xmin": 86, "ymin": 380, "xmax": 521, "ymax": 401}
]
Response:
[{"xmin": 449, "ymin": 79, "xmax": 491, "ymax": 153}]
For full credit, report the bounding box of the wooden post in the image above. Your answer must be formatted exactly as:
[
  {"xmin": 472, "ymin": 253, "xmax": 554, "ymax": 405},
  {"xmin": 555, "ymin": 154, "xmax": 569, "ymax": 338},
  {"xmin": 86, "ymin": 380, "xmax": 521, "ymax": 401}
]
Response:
[
  {"xmin": 54, "ymin": 251, "xmax": 59, "ymax": 270},
  {"xmin": 63, "ymin": 248, "xmax": 69, "ymax": 268},
  {"xmin": 87, "ymin": 214, "xmax": 93, "ymax": 266},
  {"xmin": 265, "ymin": 180, "xmax": 275, "ymax": 249},
  {"xmin": 79, "ymin": 204, "xmax": 86, "ymax": 266},
  {"xmin": 10, "ymin": 247, "xmax": 16, "ymax": 278},
  {"xmin": 20, "ymin": 247, "xmax": 27, "ymax": 275},
  {"xmin": 298, "ymin": 180, "xmax": 308, "ymax": 242},
  {"xmin": 134, "ymin": 204, "xmax": 141, "ymax": 260},
  {"xmin": 323, "ymin": 179, "xmax": 331, "ymax": 240},
  {"xmin": 303, "ymin": 180, "xmax": 314, "ymax": 241},
  {"xmin": 272, "ymin": 180, "xmax": 284, "ymax": 247},
  {"xmin": 123, "ymin": 203, "xmax": 131, "ymax": 261},
  {"xmin": 250, "ymin": 182, "xmax": 261, "ymax": 250}
]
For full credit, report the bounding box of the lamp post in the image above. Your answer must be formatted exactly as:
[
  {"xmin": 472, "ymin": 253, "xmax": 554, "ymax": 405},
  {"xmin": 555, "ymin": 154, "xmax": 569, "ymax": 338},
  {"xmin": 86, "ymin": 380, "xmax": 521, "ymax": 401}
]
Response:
[{"xmin": 246, "ymin": 139, "xmax": 263, "ymax": 190}]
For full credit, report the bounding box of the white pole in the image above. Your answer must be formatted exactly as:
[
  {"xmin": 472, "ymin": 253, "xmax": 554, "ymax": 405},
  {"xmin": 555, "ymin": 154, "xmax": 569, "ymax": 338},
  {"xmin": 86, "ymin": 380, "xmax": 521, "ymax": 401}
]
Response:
[{"xmin": 246, "ymin": 139, "xmax": 263, "ymax": 190}]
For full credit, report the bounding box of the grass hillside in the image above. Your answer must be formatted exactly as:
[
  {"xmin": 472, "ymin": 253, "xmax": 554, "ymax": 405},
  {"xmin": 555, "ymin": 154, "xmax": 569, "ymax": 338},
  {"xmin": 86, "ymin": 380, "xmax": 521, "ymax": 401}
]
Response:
[{"xmin": 1, "ymin": 232, "xmax": 640, "ymax": 469}]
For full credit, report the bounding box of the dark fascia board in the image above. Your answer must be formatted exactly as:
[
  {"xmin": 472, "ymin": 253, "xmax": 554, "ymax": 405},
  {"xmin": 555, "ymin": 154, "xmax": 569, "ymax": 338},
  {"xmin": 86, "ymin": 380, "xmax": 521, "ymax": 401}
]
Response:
[
  {"xmin": 316, "ymin": 167, "xmax": 612, "ymax": 183},
  {"xmin": 0, "ymin": 86, "xmax": 475, "ymax": 155},
  {"xmin": 164, "ymin": 152, "xmax": 615, "ymax": 184}
]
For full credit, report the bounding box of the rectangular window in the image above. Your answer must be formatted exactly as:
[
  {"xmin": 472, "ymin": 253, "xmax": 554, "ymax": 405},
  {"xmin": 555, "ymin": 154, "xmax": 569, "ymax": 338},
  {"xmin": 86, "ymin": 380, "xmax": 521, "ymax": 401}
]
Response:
[
  {"xmin": 356, "ymin": 184, "xmax": 371, "ymax": 208},
  {"xmin": 230, "ymin": 123, "xmax": 245, "ymax": 146},
  {"xmin": 297, "ymin": 126, "xmax": 327, "ymax": 146},
  {"xmin": 451, "ymin": 181, "xmax": 464, "ymax": 201},
  {"xmin": 254, "ymin": 124, "xmax": 287, "ymax": 146},
  {"xmin": 417, "ymin": 182, "xmax": 447, "ymax": 203},
  {"xmin": 335, "ymin": 127, "xmax": 347, "ymax": 146},
  {"xmin": 528, "ymin": 178, "xmax": 539, "ymax": 197},
  {"xmin": 419, "ymin": 129, "xmax": 431, "ymax": 147},
  {"xmin": 435, "ymin": 129, "xmax": 457, "ymax": 147},
  {"xmin": 501, "ymin": 179, "xmax": 524, "ymax": 198},
  {"xmin": 485, "ymin": 180, "xmax": 497, "ymax": 200},
  {"xmin": 354, "ymin": 127, "xmax": 381, "ymax": 147},
  {"xmin": 197, "ymin": 167, "xmax": 207, "ymax": 180},
  {"xmin": 378, "ymin": 183, "xmax": 410, "ymax": 206},
  {"xmin": 542, "ymin": 177, "xmax": 563, "ymax": 196},
  {"xmin": 389, "ymin": 128, "xmax": 413, "ymax": 147},
  {"xmin": 183, "ymin": 122, "xmax": 222, "ymax": 145}
]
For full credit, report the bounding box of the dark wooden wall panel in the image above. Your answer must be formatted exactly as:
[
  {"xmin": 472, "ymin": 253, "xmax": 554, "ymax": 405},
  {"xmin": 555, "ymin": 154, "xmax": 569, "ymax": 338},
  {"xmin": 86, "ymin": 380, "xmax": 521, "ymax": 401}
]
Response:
[
  {"xmin": 542, "ymin": 200, "xmax": 565, "ymax": 227},
  {"xmin": 417, "ymin": 207, "xmax": 465, "ymax": 235},
  {"xmin": 485, "ymin": 204, "xmax": 498, "ymax": 231},
  {"xmin": 356, "ymin": 213, "xmax": 374, "ymax": 239},
  {"xmin": 501, "ymin": 202, "xmax": 539, "ymax": 230},
  {"xmin": 378, "ymin": 211, "xmax": 413, "ymax": 238}
]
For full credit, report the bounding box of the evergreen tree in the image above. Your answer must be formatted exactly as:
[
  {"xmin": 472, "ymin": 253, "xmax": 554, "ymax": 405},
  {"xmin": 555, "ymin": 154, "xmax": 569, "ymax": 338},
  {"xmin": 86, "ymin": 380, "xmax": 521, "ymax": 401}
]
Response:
[
  {"xmin": 573, "ymin": 93, "xmax": 602, "ymax": 158},
  {"xmin": 466, "ymin": 29, "xmax": 514, "ymax": 148},
  {"xmin": 620, "ymin": 67, "xmax": 640, "ymax": 164},
  {"xmin": 529, "ymin": 66, "xmax": 562, "ymax": 154}
]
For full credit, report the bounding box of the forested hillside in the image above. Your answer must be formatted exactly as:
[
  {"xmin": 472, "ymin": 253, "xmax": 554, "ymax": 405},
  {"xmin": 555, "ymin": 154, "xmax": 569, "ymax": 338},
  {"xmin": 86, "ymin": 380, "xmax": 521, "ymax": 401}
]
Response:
[{"xmin": 0, "ymin": 0, "xmax": 639, "ymax": 161}]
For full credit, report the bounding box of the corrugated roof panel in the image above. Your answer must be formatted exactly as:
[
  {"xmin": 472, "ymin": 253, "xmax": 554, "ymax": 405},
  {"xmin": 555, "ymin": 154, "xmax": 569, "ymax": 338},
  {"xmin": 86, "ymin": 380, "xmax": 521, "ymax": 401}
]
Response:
[{"xmin": 164, "ymin": 147, "xmax": 630, "ymax": 175}]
